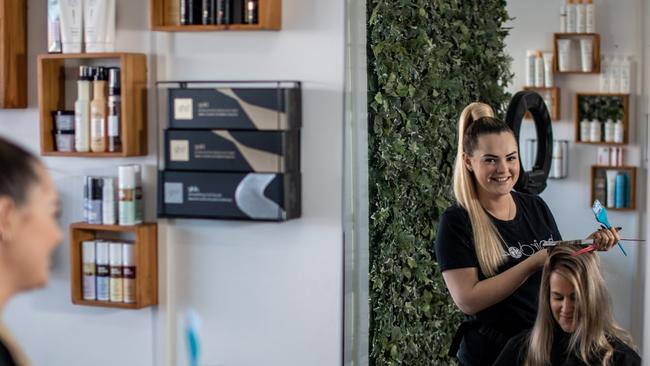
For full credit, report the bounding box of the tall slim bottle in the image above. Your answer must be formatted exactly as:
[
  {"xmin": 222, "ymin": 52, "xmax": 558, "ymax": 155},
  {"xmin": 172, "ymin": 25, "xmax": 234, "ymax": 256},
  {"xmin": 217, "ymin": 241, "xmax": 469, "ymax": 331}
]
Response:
[
  {"xmin": 74, "ymin": 66, "xmax": 92, "ymax": 152},
  {"xmin": 91, "ymin": 67, "xmax": 107, "ymax": 152},
  {"xmin": 108, "ymin": 68, "xmax": 122, "ymax": 152}
]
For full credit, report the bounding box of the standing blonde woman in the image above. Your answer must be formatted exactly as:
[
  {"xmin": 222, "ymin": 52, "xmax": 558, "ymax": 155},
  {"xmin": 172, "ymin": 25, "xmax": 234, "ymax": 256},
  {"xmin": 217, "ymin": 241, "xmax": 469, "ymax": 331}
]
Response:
[
  {"xmin": 493, "ymin": 245, "xmax": 640, "ymax": 365},
  {"xmin": 434, "ymin": 102, "xmax": 619, "ymax": 365},
  {"xmin": 0, "ymin": 136, "xmax": 62, "ymax": 365}
]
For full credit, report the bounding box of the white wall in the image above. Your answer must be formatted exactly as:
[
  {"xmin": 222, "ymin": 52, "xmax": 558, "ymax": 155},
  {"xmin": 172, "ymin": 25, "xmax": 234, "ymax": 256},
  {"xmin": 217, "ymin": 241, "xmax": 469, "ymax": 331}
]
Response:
[
  {"xmin": 505, "ymin": 0, "xmax": 645, "ymax": 347},
  {"xmin": 1, "ymin": 1, "xmax": 345, "ymax": 365}
]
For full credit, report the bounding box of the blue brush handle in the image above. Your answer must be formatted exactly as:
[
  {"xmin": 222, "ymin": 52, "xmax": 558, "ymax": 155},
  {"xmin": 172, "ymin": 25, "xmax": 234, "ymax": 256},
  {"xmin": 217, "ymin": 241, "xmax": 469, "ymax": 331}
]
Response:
[{"xmin": 593, "ymin": 200, "xmax": 627, "ymax": 256}]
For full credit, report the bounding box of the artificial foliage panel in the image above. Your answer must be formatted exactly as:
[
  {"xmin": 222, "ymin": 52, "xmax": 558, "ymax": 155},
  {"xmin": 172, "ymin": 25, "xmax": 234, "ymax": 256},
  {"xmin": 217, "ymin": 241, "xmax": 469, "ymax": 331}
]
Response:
[{"xmin": 367, "ymin": 1, "xmax": 513, "ymax": 364}]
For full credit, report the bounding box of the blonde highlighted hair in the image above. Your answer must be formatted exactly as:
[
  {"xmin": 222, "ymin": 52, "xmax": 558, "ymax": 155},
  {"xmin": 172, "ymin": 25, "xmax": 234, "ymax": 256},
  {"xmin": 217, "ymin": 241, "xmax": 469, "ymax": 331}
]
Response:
[
  {"xmin": 525, "ymin": 245, "xmax": 635, "ymax": 366},
  {"xmin": 452, "ymin": 102, "xmax": 513, "ymax": 277}
]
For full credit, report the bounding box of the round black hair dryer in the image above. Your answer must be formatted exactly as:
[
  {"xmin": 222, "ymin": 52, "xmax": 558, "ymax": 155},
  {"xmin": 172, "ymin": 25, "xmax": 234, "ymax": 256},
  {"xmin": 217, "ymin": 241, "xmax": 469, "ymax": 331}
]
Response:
[{"xmin": 505, "ymin": 91, "xmax": 553, "ymax": 195}]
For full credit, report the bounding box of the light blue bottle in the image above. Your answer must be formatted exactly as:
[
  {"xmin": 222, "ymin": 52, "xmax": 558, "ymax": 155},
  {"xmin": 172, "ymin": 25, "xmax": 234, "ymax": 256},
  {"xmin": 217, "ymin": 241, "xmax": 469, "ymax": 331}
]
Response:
[{"xmin": 615, "ymin": 172, "xmax": 626, "ymax": 208}]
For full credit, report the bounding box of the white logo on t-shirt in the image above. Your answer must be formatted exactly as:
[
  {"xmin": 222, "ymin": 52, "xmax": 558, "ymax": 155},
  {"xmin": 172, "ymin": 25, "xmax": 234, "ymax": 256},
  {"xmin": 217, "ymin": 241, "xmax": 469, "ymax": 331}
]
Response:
[{"xmin": 503, "ymin": 237, "xmax": 555, "ymax": 259}]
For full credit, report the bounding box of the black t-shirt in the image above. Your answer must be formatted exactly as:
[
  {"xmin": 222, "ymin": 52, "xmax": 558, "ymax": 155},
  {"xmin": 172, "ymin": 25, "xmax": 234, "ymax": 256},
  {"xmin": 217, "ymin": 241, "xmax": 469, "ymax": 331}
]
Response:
[
  {"xmin": 0, "ymin": 339, "xmax": 17, "ymax": 366},
  {"xmin": 434, "ymin": 191, "xmax": 561, "ymax": 336},
  {"xmin": 493, "ymin": 329, "xmax": 642, "ymax": 366}
]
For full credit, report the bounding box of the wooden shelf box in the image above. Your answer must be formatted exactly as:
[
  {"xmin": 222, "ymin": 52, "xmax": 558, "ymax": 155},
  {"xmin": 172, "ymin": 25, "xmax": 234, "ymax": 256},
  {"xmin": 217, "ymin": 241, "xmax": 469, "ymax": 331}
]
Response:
[
  {"xmin": 523, "ymin": 86, "xmax": 560, "ymax": 121},
  {"xmin": 553, "ymin": 33, "xmax": 600, "ymax": 74},
  {"xmin": 37, "ymin": 53, "xmax": 148, "ymax": 157},
  {"xmin": 590, "ymin": 166, "xmax": 636, "ymax": 211},
  {"xmin": 574, "ymin": 93, "xmax": 629, "ymax": 145},
  {"xmin": 70, "ymin": 222, "xmax": 158, "ymax": 309},
  {"xmin": 0, "ymin": 0, "xmax": 27, "ymax": 108},
  {"xmin": 150, "ymin": 0, "xmax": 281, "ymax": 31}
]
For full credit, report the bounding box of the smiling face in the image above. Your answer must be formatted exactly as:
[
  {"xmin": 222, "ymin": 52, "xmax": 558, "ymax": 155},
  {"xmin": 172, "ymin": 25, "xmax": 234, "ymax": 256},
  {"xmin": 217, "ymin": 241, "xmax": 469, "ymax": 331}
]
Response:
[
  {"xmin": 464, "ymin": 132, "xmax": 520, "ymax": 199},
  {"xmin": 0, "ymin": 164, "xmax": 63, "ymax": 292},
  {"xmin": 550, "ymin": 271, "xmax": 578, "ymax": 333}
]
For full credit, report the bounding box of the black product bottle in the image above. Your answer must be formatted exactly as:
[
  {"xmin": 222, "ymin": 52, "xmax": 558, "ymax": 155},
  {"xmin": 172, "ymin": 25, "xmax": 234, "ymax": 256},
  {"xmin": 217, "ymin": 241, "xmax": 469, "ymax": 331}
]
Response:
[
  {"xmin": 231, "ymin": 0, "xmax": 244, "ymax": 24},
  {"xmin": 244, "ymin": 0, "xmax": 258, "ymax": 24},
  {"xmin": 216, "ymin": 0, "xmax": 231, "ymax": 24},
  {"xmin": 202, "ymin": 0, "xmax": 216, "ymax": 24},
  {"xmin": 108, "ymin": 68, "xmax": 121, "ymax": 152},
  {"xmin": 181, "ymin": 0, "xmax": 202, "ymax": 25}
]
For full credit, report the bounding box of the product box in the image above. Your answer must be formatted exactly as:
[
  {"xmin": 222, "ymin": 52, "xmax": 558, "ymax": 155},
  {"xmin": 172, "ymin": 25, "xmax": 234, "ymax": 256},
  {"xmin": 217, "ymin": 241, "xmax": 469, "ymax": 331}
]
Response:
[
  {"xmin": 158, "ymin": 170, "xmax": 301, "ymax": 221},
  {"xmin": 164, "ymin": 129, "xmax": 300, "ymax": 173},
  {"xmin": 168, "ymin": 86, "xmax": 301, "ymax": 130}
]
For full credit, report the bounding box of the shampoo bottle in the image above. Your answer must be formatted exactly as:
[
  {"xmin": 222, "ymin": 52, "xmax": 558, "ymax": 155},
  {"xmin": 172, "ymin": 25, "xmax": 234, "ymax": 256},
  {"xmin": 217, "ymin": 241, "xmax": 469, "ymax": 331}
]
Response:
[
  {"xmin": 74, "ymin": 66, "xmax": 92, "ymax": 152},
  {"xmin": 90, "ymin": 67, "xmax": 107, "ymax": 152},
  {"xmin": 108, "ymin": 68, "xmax": 122, "ymax": 152}
]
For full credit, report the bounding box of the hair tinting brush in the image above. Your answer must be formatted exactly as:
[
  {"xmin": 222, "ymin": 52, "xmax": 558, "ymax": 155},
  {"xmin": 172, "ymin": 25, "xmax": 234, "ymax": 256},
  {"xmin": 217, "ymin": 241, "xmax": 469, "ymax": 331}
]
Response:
[
  {"xmin": 185, "ymin": 309, "xmax": 201, "ymax": 366},
  {"xmin": 592, "ymin": 200, "xmax": 627, "ymax": 256}
]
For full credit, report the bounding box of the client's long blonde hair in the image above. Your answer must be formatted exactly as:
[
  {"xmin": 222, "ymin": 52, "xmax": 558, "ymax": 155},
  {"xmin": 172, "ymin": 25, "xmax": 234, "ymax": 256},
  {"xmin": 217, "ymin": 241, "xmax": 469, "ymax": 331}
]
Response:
[{"xmin": 526, "ymin": 245, "xmax": 635, "ymax": 366}]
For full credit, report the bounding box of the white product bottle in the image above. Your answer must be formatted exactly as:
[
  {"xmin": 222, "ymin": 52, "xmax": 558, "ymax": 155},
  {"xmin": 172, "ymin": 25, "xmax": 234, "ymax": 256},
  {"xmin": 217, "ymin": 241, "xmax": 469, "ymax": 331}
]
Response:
[
  {"xmin": 580, "ymin": 119, "xmax": 591, "ymax": 142},
  {"xmin": 604, "ymin": 119, "xmax": 615, "ymax": 142},
  {"xmin": 620, "ymin": 56, "xmax": 631, "ymax": 93},
  {"xmin": 605, "ymin": 170, "xmax": 618, "ymax": 207},
  {"xmin": 102, "ymin": 177, "xmax": 116, "ymax": 225},
  {"xmin": 609, "ymin": 56, "xmax": 621, "ymax": 93},
  {"xmin": 585, "ymin": 0, "xmax": 595, "ymax": 33},
  {"xmin": 118, "ymin": 165, "xmax": 136, "ymax": 226},
  {"xmin": 597, "ymin": 147, "xmax": 610, "ymax": 166},
  {"xmin": 590, "ymin": 119, "xmax": 602, "ymax": 142},
  {"xmin": 576, "ymin": 0, "xmax": 586, "ymax": 33},
  {"xmin": 551, "ymin": 141, "xmax": 563, "ymax": 178},
  {"xmin": 526, "ymin": 50, "xmax": 536, "ymax": 86},
  {"xmin": 534, "ymin": 51, "xmax": 545, "ymax": 87},
  {"xmin": 109, "ymin": 242, "xmax": 123, "ymax": 303},
  {"xmin": 567, "ymin": 0, "xmax": 576, "ymax": 33},
  {"xmin": 74, "ymin": 66, "xmax": 92, "ymax": 152},
  {"xmin": 614, "ymin": 119, "xmax": 624, "ymax": 143},
  {"xmin": 560, "ymin": 0, "xmax": 566, "ymax": 33},
  {"xmin": 599, "ymin": 56, "xmax": 610, "ymax": 92},
  {"xmin": 543, "ymin": 52, "xmax": 554, "ymax": 87}
]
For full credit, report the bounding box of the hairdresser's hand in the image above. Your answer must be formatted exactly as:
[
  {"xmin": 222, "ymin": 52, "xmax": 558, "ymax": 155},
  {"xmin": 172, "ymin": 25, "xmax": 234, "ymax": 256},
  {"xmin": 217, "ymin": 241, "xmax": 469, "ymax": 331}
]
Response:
[
  {"xmin": 588, "ymin": 226, "xmax": 620, "ymax": 251},
  {"xmin": 530, "ymin": 248, "xmax": 549, "ymax": 268}
]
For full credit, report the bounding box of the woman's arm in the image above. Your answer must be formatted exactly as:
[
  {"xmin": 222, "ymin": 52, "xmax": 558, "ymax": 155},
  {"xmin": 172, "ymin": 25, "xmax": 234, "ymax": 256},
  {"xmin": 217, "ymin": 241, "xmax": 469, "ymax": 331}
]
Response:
[{"xmin": 442, "ymin": 249, "xmax": 547, "ymax": 315}]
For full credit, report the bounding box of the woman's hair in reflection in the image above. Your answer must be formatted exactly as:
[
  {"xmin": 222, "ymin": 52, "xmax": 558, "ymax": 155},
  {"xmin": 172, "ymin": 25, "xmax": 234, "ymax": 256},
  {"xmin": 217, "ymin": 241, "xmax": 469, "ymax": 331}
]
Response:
[
  {"xmin": 525, "ymin": 245, "xmax": 635, "ymax": 366},
  {"xmin": 0, "ymin": 136, "xmax": 40, "ymax": 206}
]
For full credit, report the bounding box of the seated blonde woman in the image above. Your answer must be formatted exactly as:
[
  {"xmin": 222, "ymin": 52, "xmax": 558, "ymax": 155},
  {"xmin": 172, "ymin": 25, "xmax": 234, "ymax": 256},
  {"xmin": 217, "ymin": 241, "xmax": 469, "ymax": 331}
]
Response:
[{"xmin": 493, "ymin": 245, "xmax": 640, "ymax": 366}]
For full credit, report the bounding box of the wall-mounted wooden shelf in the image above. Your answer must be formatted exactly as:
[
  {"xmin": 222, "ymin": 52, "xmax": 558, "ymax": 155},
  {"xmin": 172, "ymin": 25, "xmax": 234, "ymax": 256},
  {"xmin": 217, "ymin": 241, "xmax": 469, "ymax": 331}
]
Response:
[
  {"xmin": 574, "ymin": 93, "xmax": 629, "ymax": 144},
  {"xmin": 553, "ymin": 33, "xmax": 600, "ymax": 74},
  {"xmin": 0, "ymin": 0, "xmax": 27, "ymax": 108},
  {"xmin": 150, "ymin": 0, "xmax": 281, "ymax": 31},
  {"xmin": 590, "ymin": 165, "xmax": 636, "ymax": 211},
  {"xmin": 70, "ymin": 222, "xmax": 158, "ymax": 309},
  {"xmin": 523, "ymin": 86, "xmax": 560, "ymax": 120},
  {"xmin": 37, "ymin": 53, "xmax": 147, "ymax": 157}
]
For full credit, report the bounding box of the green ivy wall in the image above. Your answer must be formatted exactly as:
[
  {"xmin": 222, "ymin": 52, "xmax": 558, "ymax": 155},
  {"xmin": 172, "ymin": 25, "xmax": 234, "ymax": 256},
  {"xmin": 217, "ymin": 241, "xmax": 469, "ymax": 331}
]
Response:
[{"xmin": 367, "ymin": 1, "xmax": 513, "ymax": 364}]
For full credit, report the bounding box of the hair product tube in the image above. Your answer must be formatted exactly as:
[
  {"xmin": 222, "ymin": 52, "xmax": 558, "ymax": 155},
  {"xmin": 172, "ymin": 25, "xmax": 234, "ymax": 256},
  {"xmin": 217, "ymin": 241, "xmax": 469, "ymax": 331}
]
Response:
[
  {"xmin": 96, "ymin": 241, "xmax": 110, "ymax": 301},
  {"xmin": 82, "ymin": 241, "xmax": 96, "ymax": 300},
  {"xmin": 109, "ymin": 242, "xmax": 123, "ymax": 302},
  {"xmin": 122, "ymin": 243, "xmax": 136, "ymax": 304},
  {"xmin": 60, "ymin": 0, "xmax": 82, "ymax": 53}
]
